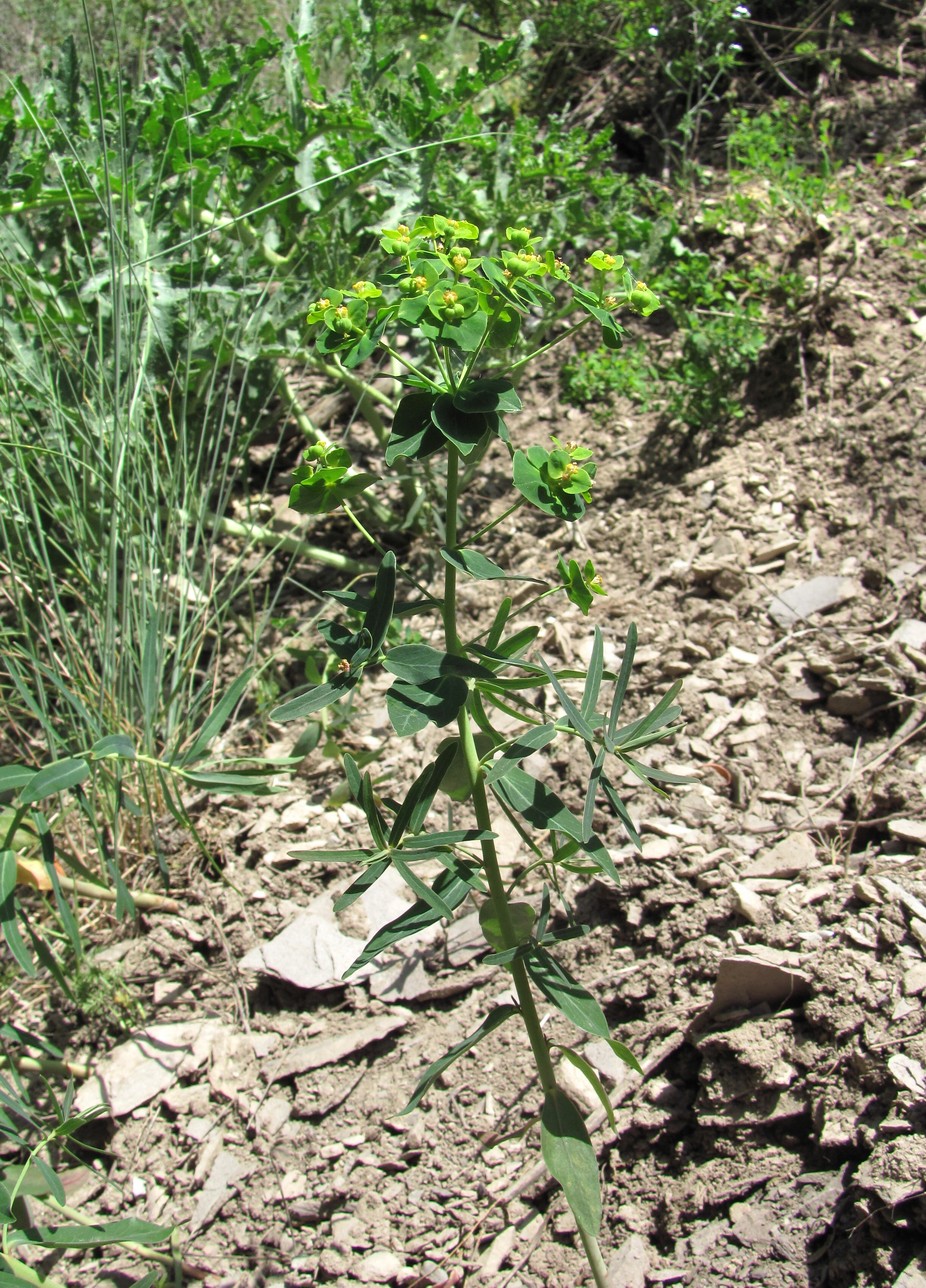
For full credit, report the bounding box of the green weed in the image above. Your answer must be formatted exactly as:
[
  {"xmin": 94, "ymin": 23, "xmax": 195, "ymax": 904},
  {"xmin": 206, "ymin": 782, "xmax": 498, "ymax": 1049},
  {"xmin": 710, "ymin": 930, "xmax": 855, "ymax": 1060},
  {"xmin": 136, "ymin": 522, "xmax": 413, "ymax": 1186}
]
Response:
[{"xmin": 267, "ymin": 213, "xmax": 676, "ymax": 1285}]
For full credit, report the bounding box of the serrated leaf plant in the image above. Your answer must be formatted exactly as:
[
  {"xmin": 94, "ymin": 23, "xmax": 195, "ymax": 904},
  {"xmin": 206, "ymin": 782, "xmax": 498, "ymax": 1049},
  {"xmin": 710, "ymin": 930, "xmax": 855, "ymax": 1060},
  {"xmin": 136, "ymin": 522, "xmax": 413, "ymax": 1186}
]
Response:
[{"xmin": 272, "ymin": 215, "xmax": 683, "ymax": 1284}]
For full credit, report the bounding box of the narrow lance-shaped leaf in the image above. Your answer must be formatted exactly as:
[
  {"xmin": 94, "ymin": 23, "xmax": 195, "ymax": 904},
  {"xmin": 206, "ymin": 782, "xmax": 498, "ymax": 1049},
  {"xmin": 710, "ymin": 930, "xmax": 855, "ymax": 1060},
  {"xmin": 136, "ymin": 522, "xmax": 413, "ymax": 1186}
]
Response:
[
  {"xmin": 343, "ymin": 863, "xmax": 482, "ymax": 978},
  {"xmin": 485, "ymin": 597, "xmax": 512, "ymax": 652},
  {"xmin": 19, "ymin": 758, "xmax": 90, "ymax": 805},
  {"xmin": 490, "ymin": 765, "xmax": 620, "ymax": 884},
  {"xmin": 582, "ymin": 745, "xmax": 607, "ymax": 847},
  {"xmin": 363, "ymin": 551, "xmax": 397, "ymax": 655},
  {"xmin": 538, "ymin": 656, "xmax": 596, "ymax": 743},
  {"xmin": 9, "ymin": 1217, "xmax": 173, "ymax": 1249},
  {"xmin": 389, "ymin": 742, "xmax": 457, "ymax": 845},
  {"xmin": 392, "ymin": 854, "xmax": 454, "ymax": 920},
  {"xmin": 610, "ymin": 679, "xmax": 683, "ymax": 753},
  {"xmin": 607, "ymin": 622, "xmax": 637, "ymax": 740},
  {"xmin": 332, "ymin": 858, "xmax": 391, "ymax": 912},
  {"xmin": 271, "ymin": 674, "xmax": 358, "ymax": 722},
  {"xmin": 555, "ymin": 1046, "xmax": 616, "ymax": 1130},
  {"xmin": 599, "ymin": 774, "xmax": 642, "ymax": 850},
  {"xmin": 524, "ymin": 943, "xmax": 610, "ymax": 1038},
  {"xmin": 359, "ymin": 772, "xmax": 388, "ymax": 850},
  {"xmin": 483, "ymin": 724, "xmax": 558, "ymax": 785},
  {"xmin": 540, "ymin": 1086, "xmax": 602, "ymax": 1237},
  {"xmin": 401, "ymin": 1006, "xmax": 519, "ymax": 1114},
  {"xmin": 581, "ymin": 627, "xmax": 605, "ymax": 722},
  {"xmin": 180, "ymin": 669, "xmax": 252, "ymax": 767}
]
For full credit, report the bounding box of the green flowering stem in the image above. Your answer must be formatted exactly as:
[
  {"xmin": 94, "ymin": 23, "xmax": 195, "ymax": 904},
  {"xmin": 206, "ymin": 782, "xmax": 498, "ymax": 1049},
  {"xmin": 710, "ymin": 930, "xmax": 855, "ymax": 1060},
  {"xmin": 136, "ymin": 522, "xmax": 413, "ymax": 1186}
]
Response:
[
  {"xmin": 443, "ymin": 447, "xmax": 463, "ymax": 655},
  {"xmin": 456, "ymin": 713, "xmax": 558, "ymax": 1098},
  {"xmin": 464, "ymin": 497, "xmax": 528, "ymax": 546},
  {"xmin": 378, "ymin": 340, "xmax": 444, "ymax": 392},
  {"xmin": 508, "ymin": 317, "xmax": 591, "ymax": 379},
  {"xmin": 578, "ymin": 1228, "xmax": 609, "ymax": 1288},
  {"xmin": 342, "ymin": 503, "xmax": 439, "ymax": 606},
  {"xmin": 460, "ymin": 712, "xmax": 612, "ymax": 1288}
]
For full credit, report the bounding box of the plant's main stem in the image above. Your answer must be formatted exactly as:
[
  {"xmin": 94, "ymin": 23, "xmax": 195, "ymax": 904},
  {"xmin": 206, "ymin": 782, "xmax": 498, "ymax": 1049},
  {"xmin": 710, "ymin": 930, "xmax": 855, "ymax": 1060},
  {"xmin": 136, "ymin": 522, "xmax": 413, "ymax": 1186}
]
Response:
[
  {"xmin": 444, "ymin": 448, "xmax": 609, "ymax": 1288},
  {"xmin": 456, "ymin": 713, "xmax": 558, "ymax": 1095},
  {"xmin": 442, "ymin": 448, "xmax": 462, "ymax": 655}
]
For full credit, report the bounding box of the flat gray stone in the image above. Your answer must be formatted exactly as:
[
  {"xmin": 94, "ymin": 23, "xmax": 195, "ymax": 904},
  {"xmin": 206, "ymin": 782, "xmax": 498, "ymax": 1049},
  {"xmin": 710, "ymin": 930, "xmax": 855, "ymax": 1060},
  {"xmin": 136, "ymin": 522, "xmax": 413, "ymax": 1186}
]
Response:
[
  {"xmin": 768, "ymin": 576, "xmax": 857, "ymax": 628},
  {"xmin": 895, "ymin": 1262, "xmax": 926, "ymax": 1288},
  {"xmin": 888, "ymin": 818, "xmax": 926, "ymax": 846},
  {"xmin": 891, "ymin": 619, "xmax": 926, "ymax": 650},
  {"xmin": 606, "ymin": 1233, "xmax": 651, "ymax": 1288},
  {"xmin": 357, "ymin": 1251, "xmax": 404, "ymax": 1284},
  {"xmin": 743, "ymin": 833, "xmax": 821, "ymax": 880}
]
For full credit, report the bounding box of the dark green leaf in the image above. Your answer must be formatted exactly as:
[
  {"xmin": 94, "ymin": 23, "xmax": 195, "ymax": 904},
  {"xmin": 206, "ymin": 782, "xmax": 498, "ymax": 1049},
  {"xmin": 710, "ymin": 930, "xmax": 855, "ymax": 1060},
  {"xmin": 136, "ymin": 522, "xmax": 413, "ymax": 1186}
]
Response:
[
  {"xmin": 392, "ymin": 854, "xmax": 453, "ymax": 919},
  {"xmin": 556, "ymin": 1047, "xmax": 615, "ymax": 1129},
  {"xmin": 478, "ymin": 898, "xmax": 536, "ymax": 951},
  {"xmin": 0, "ymin": 852, "xmax": 15, "ymax": 904},
  {"xmin": 363, "ymin": 552, "xmax": 397, "ymax": 656},
  {"xmin": 343, "ymin": 863, "xmax": 480, "ymax": 977},
  {"xmin": 452, "ymin": 378, "xmax": 522, "ymax": 414},
  {"xmin": 483, "ymin": 724, "xmax": 557, "ymax": 785},
  {"xmin": 604, "ymin": 1038, "xmax": 643, "ymax": 1075},
  {"xmin": 622, "ymin": 756, "xmax": 693, "ymax": 788},
  {"xmin": 401, "ymin": 1006, "xmax": 519, "ymax": 1114},
  {"xmin": 485, "ymin": 597, "xmax": 512, "ymax": 652},
  {"xmin": 0, "ymin": 767, "xmax": 35, "ymax": 794},
  {"xmin": 386, "ymin": 676, "xmax": 469, "ymax": 735},
  {"xmin": 178, "ymin": 770, "xmax": 281, "ymax": 793},
  {"xmin": 1, "ymin": 893, "xmax": 36, "ymax": 978},
  {"xmin": 288, "ymin": 848, "xmax": 376, "ymax": 862},
  {"xmin": 541, "ymin": 1085, "xmax": 602, "ymax": 1236},
  {"xmin": 385, "ymin": 392, "xmax": 443, "ymax": 465},
  {"xmin": 359, "ymin": 773, "xmax": 388, "ymax": 849},
  {"xmin": 430, "ymin": 394, "xmax": 490, "ymax": 457},
  {"xmin": 332, "ymin": 858, "xmax": 390, "ymax": 912},
  {"xmin": 607, "ymin": 624, "xmax": 637, "ymax": 740},
  {"xmin": 19, "ymin": 759, "xmax": 89, "ymax": 805},
  {"xmin": 599, "ymin": 775, "xmax": 642, "ymax": 850},
  {"xmin": 271, "ymin": 675, "xmax": 358, "ymax": 722},
  {"xmin": 128, "ymin": 1273, "xmax": 165, "ymax": 1288},
  {"xmin": 490, "ymin": 765, "xmax": 620, "ymax": 883},
  {"xmin": 537, "ymin": 657, "xmax": 596, "ymax": 742},
  {"xmin": 401, "ymin": 829, "xmax": 493, "ymax": 849},
  {"xmin": 89, "ymin": 734, "xmax": 136, "ymax": 761},
  {"xmin": 440, "ymin": 546, "xmax": 540, "ymax": 583},
  {"xmin": 581, "ymin": 628, "xmax": 605, "ymax": 722},
  {"xmin": 469, "ymin": 632, "xmax": 542, "ymax": 670},
  {"xmin": 583, "ymin": 746, "xmax": 607, "ymax": 843},
  {"xmin": 384, "ymin": 644, "xmax": 493, "ymax": 684},
  {"xmin": 11, "ymin": 1218, "xmax": 173, "ymax": 1249},
  {"xmin": 525, "ymin": 944, "xmax": 610, "ymax": 1038},
  {"xmin": 343, "ymin": 753, "xmax": 362, "ymax": 801},
  {"xmin": 389, "ymin": 742, "xmax": 457, "ymax": 844},
  {"xmin": 180, "ymin": 670, "xmax": 251, "ymax": 766}
]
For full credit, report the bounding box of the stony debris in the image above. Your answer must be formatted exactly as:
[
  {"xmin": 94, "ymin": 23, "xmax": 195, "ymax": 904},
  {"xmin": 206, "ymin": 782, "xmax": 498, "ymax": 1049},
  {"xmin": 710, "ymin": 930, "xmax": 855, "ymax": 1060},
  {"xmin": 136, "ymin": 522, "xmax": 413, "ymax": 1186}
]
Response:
[{"xmin": 767, "ymin": 574, "xmax": 859, "ymax": 628}]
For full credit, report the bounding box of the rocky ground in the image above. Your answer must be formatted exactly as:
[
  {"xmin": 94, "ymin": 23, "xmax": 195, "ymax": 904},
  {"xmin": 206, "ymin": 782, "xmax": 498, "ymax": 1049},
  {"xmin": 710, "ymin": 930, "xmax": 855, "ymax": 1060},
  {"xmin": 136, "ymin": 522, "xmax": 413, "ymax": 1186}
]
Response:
[{"xmin": 9, "ymin": 34, "xmax": 926, "ymax": 1288}]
